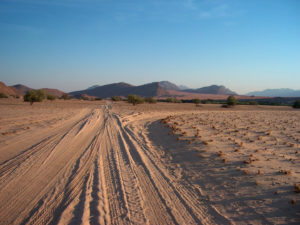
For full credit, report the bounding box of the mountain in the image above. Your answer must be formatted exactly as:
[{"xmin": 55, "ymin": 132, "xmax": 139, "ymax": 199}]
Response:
[
  {"xmin": 158, "ymin": 81, "xmax": 180, "ymax": 91},
  {"xmin": 41, "ymin": 88, "xmax": 65, "ymax": 97},
  {"xmin": 70, "ymin": 82, "xmax": 169, "ymax": 98},
  {"xmin": 178, "ymin": 85, "xmax": 189, "ymax": 90},
  {"xmin": 11, "ymin": 84, "xmax": 65, "ymax": 97},
  {"xmin": 184, "ymin": 85, "xmax": 237, "ymax": 95},
  {"xmin": 87, "ymin": 85, "xmax": 100, "ymax": 90},
  {"xmin": 247, "ymin": 88, "xmax": 300, "ymax": 97},
  {"xmin": 0, "ymin": 81, "xmax": 16, "ymax": 96},
  {"xmin": 11, "ymin": 84, "xmax": 33, "ymax": 96}
]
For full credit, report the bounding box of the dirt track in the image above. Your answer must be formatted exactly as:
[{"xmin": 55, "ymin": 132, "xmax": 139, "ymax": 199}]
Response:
[
  {"xmin": 0, "ymin": 103, "xmax": 231, "ymax": 225},
  {"xmin": 1, "ymin": 101, "xmax": 299, "ymax": 225}
]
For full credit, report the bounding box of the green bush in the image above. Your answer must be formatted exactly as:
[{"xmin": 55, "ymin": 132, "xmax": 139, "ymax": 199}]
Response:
[
  {"xmin": 145, "ymin": 97, "xmax": 157, "ymax": 104},
  {"xmin": 60, "ymin": 93, "xmax": 70, "ymax": 100},
  {"xmin": 293, "ymin": 100, "xmax": 300, "ymax": 108},
  {"xmin": 201, "ymin": 99, "xmax": 213, "ymax": 104},
  {"xmin": 227, "ymin": 96, "xmax": 238, "ymax": 106},
  {"xmin": 24, "ymin": 89, "xmax": 46, "ymax": 105},
  {"xmin": 166, "ymin": 97, "xmax": 182, "ymax": 103},
  {"xmin": 128, "ymin": 94, "xmax": 144, "ymax": 105},
  {"xmin": 193, "ymin": 98, "xmax": 201, "ymax": 105},
  {"xmin": 47, "ymin": 94, "xmax": 56, "ymax": 101},
  {"xmin": 249, "ymin": 101, "xmax": 259, "ymax": 105},
  {"xmin": 0, "ymin": 93, "xmax": 8, "ymax": 98},
  {"xmin": 111, "ymin": 96, "xmax": 121, "ymax": 101}
]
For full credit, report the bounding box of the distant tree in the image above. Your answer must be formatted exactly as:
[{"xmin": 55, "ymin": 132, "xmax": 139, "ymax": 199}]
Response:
[
  {"xmin": 0, "ymin": 93, "xmax": 8, "ymax": 98},
  {"xmin": 227, "ymin": 96, "xmax": 238, "ymax": 106},
  {"xmin": 249, "ymin": 101, "xmax": 259, "ymax": 105},
  {"xmin": 145, "ymin": 96, "xmax": 157, "ymax": 104},
  {"xmin": 201, "ymin": 99, "xmax": 213, "ymax": 104},
  {"xmin": 111, "ymin": 96, "xmax": 121, "ymax": 101},
  {"xmin": 166, "ymin": 97, "xmax": 182, "ymax": 103},
  {"xmin": 128, "ymin": 94, "xmax": 144, "ymax": 105},
  {"xmin": 47, "ymin": 94, "xmax": 56, "ymax": 101},
  {"xmin": 193, "ymin": 98, "xmax": 201, "ymax": 105},
  {"xmin": 24, "ymin": 89, "xmax": 46, "ymax": 105},
  {"xmin": 60, "ymin": 93, "xmax": 70, "ymax": 100},
  {"xmin": 293, "ymin": 100, "xmax": 300, "ymax": 108}
]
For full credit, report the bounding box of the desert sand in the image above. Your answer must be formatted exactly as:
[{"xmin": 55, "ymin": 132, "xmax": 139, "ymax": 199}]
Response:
[{"xmin": 0, "ymin": 99, "xmax": 299, "ymax": 225}]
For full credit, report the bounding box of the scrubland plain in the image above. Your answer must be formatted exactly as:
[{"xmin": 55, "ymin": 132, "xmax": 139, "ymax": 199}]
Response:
[{"xmin": 0, "ymin": 99, "xmax": 299, "ymax": 224}]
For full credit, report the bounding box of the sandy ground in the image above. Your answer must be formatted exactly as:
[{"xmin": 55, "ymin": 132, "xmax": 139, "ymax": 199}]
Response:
[{"xmin": 0, "ymin": 99, "xmax": 299, "ymax": 225}]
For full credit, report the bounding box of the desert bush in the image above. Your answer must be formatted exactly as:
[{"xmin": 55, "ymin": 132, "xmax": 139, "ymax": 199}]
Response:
[
  {"xmin": 145, "ymin": 96, "xmax": 157, "ymax": 104},
  {"xmin": 47, "ymin": 94, "xmax": 56, "ymax": 101},
  {"xmin": 166, "ymin": 97, "xmax": 182, "ymax": 103},
  {"xmin": 193, "ymin": 98, "xmax": 201, "ymax": 105},
  {"xmin": 0, "ymin": 93, "xmax": 8, "ymax": 98},
  {"xmin": 293, "ymin": 100, "xmax": 300, "ymax": 108},
  {"xmin": 24, "ymin": 89, "xmax": 46, "ymax": 105},
  {"xmin": 60, "ymin": 93, "xmax": 70, "ymax": 100},
  {"xmin": 111, "ymin": 96, "xmax": 121, "ymax": 101},
  {"xmin": 249, "ymin": 101, "xmax": 259, "ymax": 105},
  {"xmin": 95, "ymin": 97, "xmax": 102, "ymax": 101},
  {"xmin": 128, "ymin": 94, "xmax": 144, "ymax": 105},
  {"xmin": 227, "ymin": 96, "xmax": 238, "ymax": 106}
]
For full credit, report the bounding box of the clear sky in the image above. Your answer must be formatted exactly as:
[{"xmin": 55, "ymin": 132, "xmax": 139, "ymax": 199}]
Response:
[{"xmin": 0, "ymin": 0, "xmax": 299, "ymax": 94}]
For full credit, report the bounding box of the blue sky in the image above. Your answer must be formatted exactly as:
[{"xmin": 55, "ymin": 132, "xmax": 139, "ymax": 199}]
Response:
[{"xmin": 0, "ymin": 0, "xmax": 299, "ymax": 94}]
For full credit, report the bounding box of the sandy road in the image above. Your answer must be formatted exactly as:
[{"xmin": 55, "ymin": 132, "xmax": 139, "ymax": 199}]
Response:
[{"xmin": 0, "ymin": 103, "xmax": 232, "ymax": 225}]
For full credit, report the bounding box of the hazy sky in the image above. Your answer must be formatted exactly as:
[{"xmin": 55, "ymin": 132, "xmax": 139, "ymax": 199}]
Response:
[{"xmin": 0, "ymin": 0, "xmax": 299, "ymax": 94}]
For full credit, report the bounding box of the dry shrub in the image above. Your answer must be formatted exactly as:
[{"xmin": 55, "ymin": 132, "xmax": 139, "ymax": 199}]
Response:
[
  {"xmin": 243, "ymin": 170, "xmax": 249, "ymax": 175},
  {"xmin": 218, "ymin": 151, "xmax": 224, "ymax": 157},
  {"xmin": 244, "ymin": 160, "xmax": 251, "ymax": 164},
  {"xmin": 294, "ymin": 184, "xmax": 300, "ymax": 193},
  {"xmin": 279, "ymin": 170, "xmax": 292, "ymax": 175}
]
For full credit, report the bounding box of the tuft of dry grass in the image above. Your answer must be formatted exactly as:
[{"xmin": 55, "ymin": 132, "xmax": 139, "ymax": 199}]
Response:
[
  {"xmin": 294, "ymin": 184, "xmax": 300, "ymax": 193},
  {"xmin": 243, "ymin": 169, "xmax": 249, "ymax": 175},
  {"xmin": 243, "ymin": 160, "xmax": 251, "ymax": 164},
  {"xmin": 203, "ymin": 141, "xmax": 209, "ymax": 145},
  {"xmin": 279, "ymin": 170, "xmax": 292, "ymax": 175},
  {"xmin": 218, "ymin": 151, "xmax": 224, "ymax": 157}
]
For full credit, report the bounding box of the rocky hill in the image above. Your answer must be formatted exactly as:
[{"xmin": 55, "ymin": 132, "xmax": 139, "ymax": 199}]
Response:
[{"xmin": 184, "ymin": 85, "xmax": 237, "ymax": 95}]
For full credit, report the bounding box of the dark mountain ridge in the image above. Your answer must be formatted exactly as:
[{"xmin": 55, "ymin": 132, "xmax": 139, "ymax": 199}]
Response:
[
  {"xmin": 184, "ymin": 85, "xmax": 237, "ymax": 95},
  {"xmin": 247, "ymin": 88, "xmax": 300, "ymax": 97}
]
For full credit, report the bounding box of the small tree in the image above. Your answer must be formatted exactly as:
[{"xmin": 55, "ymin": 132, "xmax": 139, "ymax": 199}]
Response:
[
  {"xmin": 293, "ymin": 100, "xmax": 300, "ymax": 108},
  {"xmin": 166, "ymin": 97, "xmax": 181, "ymax": 103},
  {"xmin": 47, "ymin": 94, "xmax": 56, "ymax": 101},
  {"xmin": 111, "ymin": 96, "xmax": 121, "ymax": 101},
  {"xmin": 61, "ymin": 93, "xmax": 70, "ymax": 100},
  {"xmin": 128, "ymin": 94, "xmax": 144, "ymax": 105},
  {"xmin": 193, "ymin": 98, "xmax": 201, "ymax": 105},
  {"xmin": 0, "ymin": 93, "xmax": 8, "ymax": 98},
  {"xmin": 24, "ymin": 89, "xmax": 46, "ymax": 105},
  {"xmin": 249, "ymin": 101, "xmax": 259, "ymax": 105},
  {"xmin": 227, "ymin": 95, "xmax": 238, "ymax": 106},
  {"xmin": 145, "ymin": 97, "xmax": 157, "ymax": 104}
]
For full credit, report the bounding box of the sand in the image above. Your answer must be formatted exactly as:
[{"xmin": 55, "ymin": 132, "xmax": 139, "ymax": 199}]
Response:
[{"xmin": 0, "ymin": 99, "xmax": 299, "ymax": 224}]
